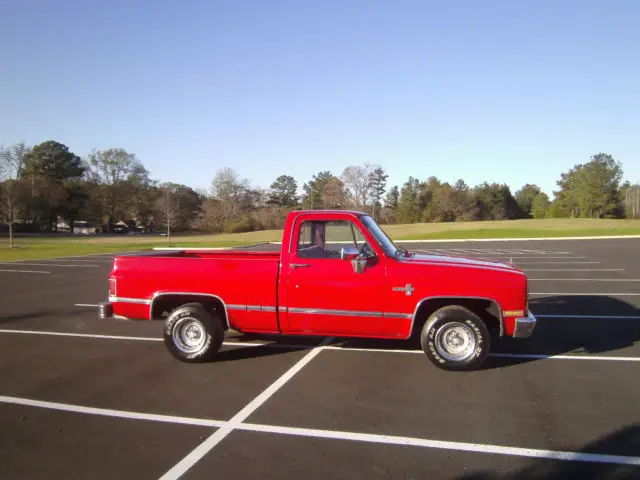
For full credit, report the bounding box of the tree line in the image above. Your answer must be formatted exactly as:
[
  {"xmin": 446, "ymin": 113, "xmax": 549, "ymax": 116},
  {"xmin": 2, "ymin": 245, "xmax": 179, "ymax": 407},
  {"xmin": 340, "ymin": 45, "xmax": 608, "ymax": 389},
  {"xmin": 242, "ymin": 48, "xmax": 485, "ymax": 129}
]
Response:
[{"xmin": 1, "ymin": 140, "xmax": 639, "ymax": 245}]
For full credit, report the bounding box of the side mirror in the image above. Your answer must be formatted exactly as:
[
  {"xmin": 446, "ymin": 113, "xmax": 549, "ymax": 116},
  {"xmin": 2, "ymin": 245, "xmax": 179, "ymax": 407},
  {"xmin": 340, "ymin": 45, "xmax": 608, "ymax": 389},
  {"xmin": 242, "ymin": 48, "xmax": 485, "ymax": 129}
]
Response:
[
  {"xmin": 340, "ymin": 245, "xmax": 360, "ymax": 260},
  {"xmin": 351, "ymin": 257, "xmax": 368, "ymax": 274}
]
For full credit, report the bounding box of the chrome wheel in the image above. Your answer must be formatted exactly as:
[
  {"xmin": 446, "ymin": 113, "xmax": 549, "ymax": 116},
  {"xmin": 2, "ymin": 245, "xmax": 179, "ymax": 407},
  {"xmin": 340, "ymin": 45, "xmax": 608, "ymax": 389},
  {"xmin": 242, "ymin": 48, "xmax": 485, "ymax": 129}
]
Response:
[
  {"xmin": 172, "ymin": 317, "xmax": 207, "ymax": 354},
  {"xmin": 434, "ymin": 321, "xmax": 477, "ymax": 362}
]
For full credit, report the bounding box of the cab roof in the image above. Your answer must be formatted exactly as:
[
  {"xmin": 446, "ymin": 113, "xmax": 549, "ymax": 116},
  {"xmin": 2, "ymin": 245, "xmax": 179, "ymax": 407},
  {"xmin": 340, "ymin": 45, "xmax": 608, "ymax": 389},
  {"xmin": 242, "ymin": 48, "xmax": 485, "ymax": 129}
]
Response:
[{"xmin": 287, "ymin": 209, "xmax": 368, "ymax": 217}]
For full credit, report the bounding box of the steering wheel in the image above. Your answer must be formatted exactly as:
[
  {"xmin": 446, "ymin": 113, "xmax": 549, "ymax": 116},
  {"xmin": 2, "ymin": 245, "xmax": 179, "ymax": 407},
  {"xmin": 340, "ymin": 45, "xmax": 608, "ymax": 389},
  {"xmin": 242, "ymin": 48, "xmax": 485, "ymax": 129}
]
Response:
[{"xmin": 358, "ymin": 242, "xmax": 374, "ymax": 258}]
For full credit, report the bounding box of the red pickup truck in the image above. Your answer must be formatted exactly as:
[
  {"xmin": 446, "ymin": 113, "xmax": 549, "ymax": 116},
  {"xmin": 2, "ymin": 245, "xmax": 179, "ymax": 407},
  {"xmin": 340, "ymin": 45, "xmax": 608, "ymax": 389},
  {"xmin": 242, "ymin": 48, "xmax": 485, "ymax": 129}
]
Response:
[{"xmin": 99, "ymin": 210, "xmax": 535, "ymax": 371}]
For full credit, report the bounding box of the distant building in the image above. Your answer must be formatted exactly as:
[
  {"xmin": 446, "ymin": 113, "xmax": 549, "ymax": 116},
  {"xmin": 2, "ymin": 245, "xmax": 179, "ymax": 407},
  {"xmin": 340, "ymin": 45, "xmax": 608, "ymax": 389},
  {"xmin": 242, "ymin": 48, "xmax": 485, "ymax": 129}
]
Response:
[
  {"xmin": 73, "ymin": 221, "xmax": 96, "ymax": 235},
  {"xmin": 56, "ymin": 220, "xmax": 97, "ymax": 235}
]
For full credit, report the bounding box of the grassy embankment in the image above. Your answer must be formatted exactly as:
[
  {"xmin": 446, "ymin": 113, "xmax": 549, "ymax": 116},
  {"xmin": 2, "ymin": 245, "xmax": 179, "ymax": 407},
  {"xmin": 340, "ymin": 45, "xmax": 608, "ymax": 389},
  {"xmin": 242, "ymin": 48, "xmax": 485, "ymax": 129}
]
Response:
[{"xmin": 1, "ymin": 218, "xmax": 639, "ymax": 261}]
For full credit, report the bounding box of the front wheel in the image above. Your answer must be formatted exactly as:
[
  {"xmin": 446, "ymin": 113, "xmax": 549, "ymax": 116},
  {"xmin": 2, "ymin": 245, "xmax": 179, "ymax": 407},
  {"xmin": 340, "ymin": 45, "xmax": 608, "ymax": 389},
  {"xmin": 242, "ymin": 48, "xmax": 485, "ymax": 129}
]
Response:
[
  {"xmin": 420, "ymin": 305, "xmax": 490, "ymax": 371},
  {"xmin": 163, "ymin": 302, "xmax": 224, "ymax": 363}
]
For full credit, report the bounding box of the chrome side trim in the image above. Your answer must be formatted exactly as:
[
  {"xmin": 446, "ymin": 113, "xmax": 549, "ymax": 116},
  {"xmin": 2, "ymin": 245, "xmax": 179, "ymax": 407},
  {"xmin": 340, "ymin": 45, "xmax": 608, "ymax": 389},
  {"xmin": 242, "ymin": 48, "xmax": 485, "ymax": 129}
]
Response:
[
  {"xmin": 244, "ymin": 305, "xmax": 276, "ymax": 312},
  {"xmin": 227, "ymin": 304, "xmax": 247, "ymax": 311},
  {"xmin": 277, "ymin": 306, "xmax": 411, "ymax": 319},
  {"xmin": 513, "ymin": 310, "xmax": 537, "ymax": 338},
  {"xmin": 288, "ymin": 307, "xmax": 383, "ymax": 318},
  {"xmin": 407, "ymin": 296, "xmax": 505, "ymax": 339},
  {"xmin": 140, "ymin": 289, "xmax": 414, "ymax": 325},
  {"xmin": 109, "ymin": 296, "xmax": 151, "ymax": 305},
  {"xmin": 149, "ymin": 291, "xmax": 231, "ymax": 329},
  {"xmin": 384, "ymin": 312, "xmax": 413, "ymax": 319}
]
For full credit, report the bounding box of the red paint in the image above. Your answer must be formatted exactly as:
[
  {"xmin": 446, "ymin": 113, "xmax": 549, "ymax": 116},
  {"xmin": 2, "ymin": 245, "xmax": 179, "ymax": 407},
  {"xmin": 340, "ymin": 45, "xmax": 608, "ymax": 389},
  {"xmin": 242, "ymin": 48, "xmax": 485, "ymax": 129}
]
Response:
[{"xmin": 107, "ymin": 210, "xmax": 530, "ymax": 340}]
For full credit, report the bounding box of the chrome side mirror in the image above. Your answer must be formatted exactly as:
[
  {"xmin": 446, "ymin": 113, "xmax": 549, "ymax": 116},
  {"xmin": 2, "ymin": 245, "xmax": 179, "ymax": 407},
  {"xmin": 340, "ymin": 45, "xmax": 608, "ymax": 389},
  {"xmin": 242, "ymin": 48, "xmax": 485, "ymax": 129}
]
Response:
[
  {"xmin": 340, "ymin": 245, "xmax": 360, "ymax": 260},
  {"xmin": 351, "ymin": 257, "xmax": 368, "ymax": 274}
]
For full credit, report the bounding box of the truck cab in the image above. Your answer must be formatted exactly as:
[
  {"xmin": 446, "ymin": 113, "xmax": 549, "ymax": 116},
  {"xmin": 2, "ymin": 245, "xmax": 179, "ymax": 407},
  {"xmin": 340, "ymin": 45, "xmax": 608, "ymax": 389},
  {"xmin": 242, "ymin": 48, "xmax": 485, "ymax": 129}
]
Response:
[{"xmin": 100, "ymin": 210, "xmax": 536, "ymax": 371}]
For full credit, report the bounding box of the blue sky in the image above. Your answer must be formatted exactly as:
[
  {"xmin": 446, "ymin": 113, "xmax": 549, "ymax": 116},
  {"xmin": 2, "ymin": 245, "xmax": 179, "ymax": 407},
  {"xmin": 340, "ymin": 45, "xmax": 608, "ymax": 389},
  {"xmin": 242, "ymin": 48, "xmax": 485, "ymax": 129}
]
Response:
[{"xmin": 1, "ymin": 0, "xmax": 638, "ymax": 198}]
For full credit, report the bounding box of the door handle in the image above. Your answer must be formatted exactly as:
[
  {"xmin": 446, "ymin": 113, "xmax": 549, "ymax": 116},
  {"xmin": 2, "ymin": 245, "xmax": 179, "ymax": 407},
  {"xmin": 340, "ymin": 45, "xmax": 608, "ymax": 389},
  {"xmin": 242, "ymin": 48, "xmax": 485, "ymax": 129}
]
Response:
[{"xmin": 291, "ymin": 263, "xmax": 312, "ymax": 269}]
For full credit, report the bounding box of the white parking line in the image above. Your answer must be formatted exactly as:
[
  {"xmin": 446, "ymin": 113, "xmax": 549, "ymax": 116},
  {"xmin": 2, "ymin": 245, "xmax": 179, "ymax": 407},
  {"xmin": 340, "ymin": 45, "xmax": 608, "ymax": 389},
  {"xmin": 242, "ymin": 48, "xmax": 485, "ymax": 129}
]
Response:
[
  {"xmin": 514, "ymin": 262, "xmax": 601, "ymax": 265},
  {"xmin": 0, "ymin": 329, "xmax": 316, "ymax": 349},
  {"xmin": 530, "ymin": 292, "xmax": 640, "ymax": 296},
  {"xmin": 73, "ymin": 303, "xmax": 101, "ymax": 307},
  {"xmin": 0, "ymin": 329, "xmax": 161, "ymax": 342},
  {"xmin": 159, "ymin": 336, "xmax": 334, "ymax": 480},
  {"xmin": 236, "ymin": 422, "xmax": 640, "ymax": 466},
  {"xmin": 489, "ymin": 353, "xmax": 640, "ymax": 362},
  {"xmin": 325, "ymin": 346, "xmax": 640, "ymax": 362},
  {"xmin": 0, "ymin": 395, "xmax": 224, "ymax": 428},
  {"xmin": 492, "ymin": 256, "xmax": 587, "ymax": 260},
  {"xmin": 414, "ymin": 253, "xmax": 586, "ymax": 260},
  {"xmin": 530, "ymin": 278, "xmax": 640, "ymax": 282},
  {"xmin": 2, "ymin": 328, "xmax": 639, "ymax": 363},
  {"xmin": 523, "ymin": 269, "xmax": 623, "ymax": 272},
  {"xmin": 35, "ymin": 259, "xmax": 107, "ymax": 263},
  {"xmin": 0, "ymin": 262, "xmax": 100, "ymax": 268},
  {"xmin": 535, "ymin": 314, "xmax": 640, "ymax": 319},
  {"xmin": 0, "ymin": 269, "xmax": 51, "ymax": 274},
  {"xmin": 1, "ymin": 394, "xmax": 639, "ymax": 467},
  {"xmin": 4, "ymin": 253, "xmax": 120, "ymax": 263}
]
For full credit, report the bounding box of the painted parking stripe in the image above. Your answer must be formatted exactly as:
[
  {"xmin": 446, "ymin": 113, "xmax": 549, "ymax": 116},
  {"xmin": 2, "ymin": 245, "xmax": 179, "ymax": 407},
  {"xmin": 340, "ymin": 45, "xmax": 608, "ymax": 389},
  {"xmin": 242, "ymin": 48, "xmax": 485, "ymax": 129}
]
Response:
[
  {"xmin": 1, "ymin": 395, "xmax": 639, "ymax": 467},
  {"xmin": 530, "ymin": 292, "xmax": 640, "ymax": 296},
  {"xmin": 36, "ymin": 259, "xmax": 107, "ymax": 263},
  {"xmin": 0, "ymin": 329, "xmax": 162, "ymax": 342},
  {"xmin": 529, "ymin": 278, "xmax": 640, "ymax": 282},
  {"xmin": 1, "ymin": 329, "xmax": 639, "ymax": 362},
  {"xmin": 413, "ymin": 253, "xmax": 586, "ymax": 260},
  {"xmin": 5, "ymin": 252, "xmax": 120, "ymax": 263},
  {"xmin": 236, "ymin": 422, "xmax": 640, "ymax": 466},
  {"xmin": 158, "ymin": 336, "xmax": 335, "ymax": 480},
  {"xmin": 0, "ymin": 269, "xmax": 50, "ymax": 274},
  {"xmin": 514, "ymin": 262, "xmax": 601, "ymax": 265},
  {"xmin": 488, "ymin": 353, "xmax": 640, "ymax": 362},
  {"xmin": 0, "ymin": 395, "xmax": 225, "ymax": 428},
  {"xmin": 535, "ymin": 314, "xmax": 640, "ymax": 319},
  {"xmin": 0, "ymin": 329, "xmax": 316, "ymax": 349},
  {"xmin": 324, "ymin": 346, "xmax": 640, "ymax": 362},
  {"xmin": 523, "ymin": 269, "xmax": 623, "ymax": 272},
  {"xmin": 0, "ymin": 262, "xmax": 100, "ymax": 268}
]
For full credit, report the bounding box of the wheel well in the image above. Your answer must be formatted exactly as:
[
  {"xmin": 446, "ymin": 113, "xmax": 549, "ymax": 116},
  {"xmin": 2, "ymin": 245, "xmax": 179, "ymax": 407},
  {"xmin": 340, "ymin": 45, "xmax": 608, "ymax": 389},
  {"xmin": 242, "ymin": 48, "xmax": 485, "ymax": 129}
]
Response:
[
  {"xmin": 150, "ymin": 294, "xmax": 229, "ymax": 329},
  {"xmin": 411, "ymin": 297, "xmax": 502, "ymax": 338}
]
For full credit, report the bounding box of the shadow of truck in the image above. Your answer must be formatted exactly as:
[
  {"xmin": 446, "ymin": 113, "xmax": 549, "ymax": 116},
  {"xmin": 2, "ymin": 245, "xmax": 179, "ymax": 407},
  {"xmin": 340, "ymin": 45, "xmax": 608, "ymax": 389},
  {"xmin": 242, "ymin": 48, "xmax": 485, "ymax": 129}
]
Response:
[{"xmin": 456, "ymin": 424, "xmax": 640, "ymax": 480}]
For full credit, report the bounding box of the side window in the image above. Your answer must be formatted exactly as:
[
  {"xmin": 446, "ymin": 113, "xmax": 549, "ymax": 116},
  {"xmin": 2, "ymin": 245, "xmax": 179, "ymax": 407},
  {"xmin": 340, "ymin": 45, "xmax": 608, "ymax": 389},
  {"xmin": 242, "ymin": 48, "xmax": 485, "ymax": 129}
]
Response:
[
  {"xmin": 298, "ymin": 222, "xmax": 313, "ymax": 246},
  {"xmin": 296, "ymin": 220, "xmax": 372, "ymax": 259}
]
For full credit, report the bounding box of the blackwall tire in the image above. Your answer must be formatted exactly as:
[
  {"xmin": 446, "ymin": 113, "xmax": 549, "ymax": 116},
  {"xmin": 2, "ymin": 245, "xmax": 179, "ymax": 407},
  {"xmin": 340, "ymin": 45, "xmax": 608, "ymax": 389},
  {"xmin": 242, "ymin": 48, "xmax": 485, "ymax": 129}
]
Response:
[
  {"xmin": 420, "ymin": 305, "xmax": 490, "ymax": 371},
  {"xmin": 163, "ymin": 302, "xmax": 224, "ymax": 363}
]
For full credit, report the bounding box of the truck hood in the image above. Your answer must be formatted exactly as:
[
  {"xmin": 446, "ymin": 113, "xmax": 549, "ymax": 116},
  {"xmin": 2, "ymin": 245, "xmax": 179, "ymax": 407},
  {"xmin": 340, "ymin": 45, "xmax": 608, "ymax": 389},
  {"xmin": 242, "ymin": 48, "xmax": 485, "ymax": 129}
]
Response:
[{"xmin": 401, "ymin": 253, "xmax": 522, "ymax": 273}]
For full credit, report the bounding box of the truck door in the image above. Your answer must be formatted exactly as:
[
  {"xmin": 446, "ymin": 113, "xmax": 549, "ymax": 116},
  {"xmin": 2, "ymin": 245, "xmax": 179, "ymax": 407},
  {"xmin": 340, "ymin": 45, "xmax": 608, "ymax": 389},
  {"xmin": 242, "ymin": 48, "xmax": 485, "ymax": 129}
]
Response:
[{"xmin": 283, "ymin": 216, "xmax": 387, "ymax": 336}]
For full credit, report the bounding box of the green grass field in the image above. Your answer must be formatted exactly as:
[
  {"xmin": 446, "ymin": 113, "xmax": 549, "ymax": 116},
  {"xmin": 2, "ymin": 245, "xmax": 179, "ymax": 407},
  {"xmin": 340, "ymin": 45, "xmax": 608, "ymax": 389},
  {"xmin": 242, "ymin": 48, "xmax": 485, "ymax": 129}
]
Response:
[{"xmin": 1, "ymin": 218, "xmax": 639, "ymax": 261}]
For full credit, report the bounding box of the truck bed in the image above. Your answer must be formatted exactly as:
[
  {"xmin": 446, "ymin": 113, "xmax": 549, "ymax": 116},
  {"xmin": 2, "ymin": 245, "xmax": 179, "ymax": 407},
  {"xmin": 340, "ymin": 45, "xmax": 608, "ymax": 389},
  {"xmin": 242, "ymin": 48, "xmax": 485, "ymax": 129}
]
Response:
[{"xmin": 109, "ymin": 248, "xmax": 281, "ymax": 332}]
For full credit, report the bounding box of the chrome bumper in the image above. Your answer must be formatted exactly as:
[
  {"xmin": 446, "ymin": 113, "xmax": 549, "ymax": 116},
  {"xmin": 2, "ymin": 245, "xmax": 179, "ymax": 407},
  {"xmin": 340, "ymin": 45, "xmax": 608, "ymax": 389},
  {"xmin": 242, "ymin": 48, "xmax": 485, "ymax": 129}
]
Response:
[
  {"xmin": 513, "ymin": 310, "xmax": 536, "ymax": 338},
  {"xmin": 98, "ymin": 302, "xmax": 113, "ymax": 319}
]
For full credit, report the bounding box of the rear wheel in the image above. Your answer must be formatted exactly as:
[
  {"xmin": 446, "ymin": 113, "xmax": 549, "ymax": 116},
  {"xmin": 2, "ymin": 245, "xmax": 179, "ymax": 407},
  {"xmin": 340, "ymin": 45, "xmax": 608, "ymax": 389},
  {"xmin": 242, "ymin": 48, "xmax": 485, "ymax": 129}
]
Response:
[
  {"xmin": 420, "ymin": 305, "xmax": 490, "ymax": 371},
  {"xmin": 163, "ymin": 302, "xmax": 224, "ymax": 362}
]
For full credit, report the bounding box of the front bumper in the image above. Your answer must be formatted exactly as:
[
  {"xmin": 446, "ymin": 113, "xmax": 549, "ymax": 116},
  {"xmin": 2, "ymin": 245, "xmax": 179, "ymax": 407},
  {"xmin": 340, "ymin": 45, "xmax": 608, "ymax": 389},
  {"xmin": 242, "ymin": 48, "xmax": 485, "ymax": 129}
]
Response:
[{"xmin": 512, "ymin": 310, "xmax": 536, "ymax": 338}]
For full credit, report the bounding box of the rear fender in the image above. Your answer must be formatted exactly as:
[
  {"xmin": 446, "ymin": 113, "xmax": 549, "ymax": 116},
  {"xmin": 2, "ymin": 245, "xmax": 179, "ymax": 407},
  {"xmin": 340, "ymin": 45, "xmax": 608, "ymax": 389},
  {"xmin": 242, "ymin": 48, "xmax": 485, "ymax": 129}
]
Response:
[{"xmin": 150, "ymin": 292, "xmax": 231, "ymax": 329}]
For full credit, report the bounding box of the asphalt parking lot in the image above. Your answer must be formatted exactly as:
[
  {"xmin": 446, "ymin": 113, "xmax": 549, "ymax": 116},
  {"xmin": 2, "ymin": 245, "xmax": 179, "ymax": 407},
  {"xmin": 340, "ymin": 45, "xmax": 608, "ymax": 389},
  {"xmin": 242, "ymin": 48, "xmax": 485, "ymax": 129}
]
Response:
[{"xmin": 1, "ymin": 238, "xmax": 639, "ymax": 479}]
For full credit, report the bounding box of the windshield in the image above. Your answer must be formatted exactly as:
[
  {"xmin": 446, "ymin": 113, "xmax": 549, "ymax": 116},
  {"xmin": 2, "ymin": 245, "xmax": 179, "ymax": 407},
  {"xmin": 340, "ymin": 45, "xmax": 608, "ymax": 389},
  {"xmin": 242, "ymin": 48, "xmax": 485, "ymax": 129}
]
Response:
[{"xmin": 360, "ymin": 215, "xmax": 400, "ymax": 257}]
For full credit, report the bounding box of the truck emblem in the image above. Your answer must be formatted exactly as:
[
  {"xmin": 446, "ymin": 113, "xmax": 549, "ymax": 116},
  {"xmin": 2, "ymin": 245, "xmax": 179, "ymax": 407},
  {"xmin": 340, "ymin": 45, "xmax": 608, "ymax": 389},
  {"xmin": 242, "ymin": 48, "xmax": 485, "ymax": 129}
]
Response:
[{"xmin": 392, "ymin": 283, "xmax": 414, "ymax": 296}]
